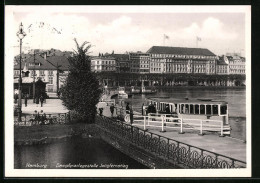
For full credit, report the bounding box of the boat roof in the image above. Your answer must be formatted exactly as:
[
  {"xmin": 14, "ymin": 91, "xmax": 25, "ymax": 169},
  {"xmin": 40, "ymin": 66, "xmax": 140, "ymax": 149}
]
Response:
[{"xmin": 147, "ymin": 97, "xmax": 228, "ymax": 105}]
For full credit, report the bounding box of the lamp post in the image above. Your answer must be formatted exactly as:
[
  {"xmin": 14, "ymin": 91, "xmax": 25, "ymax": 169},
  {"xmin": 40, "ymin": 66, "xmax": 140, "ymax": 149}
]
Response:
[{"xmin": 16, "ymin": 22, "xmax": 26, "ymax": 122}]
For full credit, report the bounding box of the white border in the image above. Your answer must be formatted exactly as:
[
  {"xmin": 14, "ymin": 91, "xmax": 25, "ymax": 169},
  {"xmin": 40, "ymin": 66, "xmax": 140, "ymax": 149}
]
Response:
[{"xmin": 5, "ymin": 5, "xmax": 251, "ymax": 177}]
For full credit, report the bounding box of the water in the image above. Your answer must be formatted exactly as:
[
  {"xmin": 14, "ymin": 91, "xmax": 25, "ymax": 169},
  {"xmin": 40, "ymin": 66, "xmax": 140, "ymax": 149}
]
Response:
[
  {"xmin": 14, "ymin": 137, "xmax": 148, "ymax": 169},
  {"xmin": 127, "ymin": 87, "xmax": 246, "ymax": 117},
  {"xmin": 123, "ymin": 87, "xmax": 247, "ymax": 140}
]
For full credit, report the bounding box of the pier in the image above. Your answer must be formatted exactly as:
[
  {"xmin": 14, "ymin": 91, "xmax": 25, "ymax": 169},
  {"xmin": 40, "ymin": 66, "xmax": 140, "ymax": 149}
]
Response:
[{"xmin": 96, "ymin": 98, "xmax": 246, "ymax": 169}]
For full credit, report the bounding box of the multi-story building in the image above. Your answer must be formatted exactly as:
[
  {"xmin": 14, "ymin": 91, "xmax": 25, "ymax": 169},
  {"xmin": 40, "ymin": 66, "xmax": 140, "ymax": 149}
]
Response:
[
  {"xmin": 216, "ymin": 56, "xmax": 229, "ymax": 75},
  {"xmin": 227, "ymin": 55, "xmax": 246, "ymax": 75},
  {"xmin": 112, "ymin": 54, "xmax": 130, "ymax": 73},
  {"xmin": 129, "ymin": 52, "xmax": 150, "ymax": 73},
  {"xmin": 91, "ymin": 56, "xmax": 116, "ymax": 72},
  {"xmin": 147, "ymin": 46, "xmax": 217, "ymax": 74},
  {"xmin": 14, "ymin": 53, "xmax": 69, "ymax": 93}
]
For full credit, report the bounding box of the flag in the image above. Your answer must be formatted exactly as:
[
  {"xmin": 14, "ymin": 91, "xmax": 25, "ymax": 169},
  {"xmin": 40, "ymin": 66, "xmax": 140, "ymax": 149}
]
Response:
[
  {"xmin": 197, "ymin": 36, "xmax": 202, "ymax": 41},
  {"xmin": 164, "ymin": 34, "xmax": 170, "ymax": 39}
]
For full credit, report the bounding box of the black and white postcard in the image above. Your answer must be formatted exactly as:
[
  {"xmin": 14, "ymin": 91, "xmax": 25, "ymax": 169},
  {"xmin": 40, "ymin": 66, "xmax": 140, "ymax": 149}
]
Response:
[{"xmin": 5, "ymin": 5, "xmax": 251, "ymax": 177}]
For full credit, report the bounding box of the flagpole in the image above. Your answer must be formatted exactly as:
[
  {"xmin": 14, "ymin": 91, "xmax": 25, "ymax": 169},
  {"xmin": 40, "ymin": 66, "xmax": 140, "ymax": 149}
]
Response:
[
  {"xmin": 163, "ymin": 34, "xmax": 165, "ymax": 46},
  {"xmin": 196, "ymin": 37, "xmax": 198, "ymax": 48}
]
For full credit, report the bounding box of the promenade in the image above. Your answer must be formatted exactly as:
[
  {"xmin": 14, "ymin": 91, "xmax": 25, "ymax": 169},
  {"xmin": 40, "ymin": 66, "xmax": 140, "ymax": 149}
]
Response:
[{"xmin": 21, "ymin": 98, "xmax": 68, "ymax": 114}]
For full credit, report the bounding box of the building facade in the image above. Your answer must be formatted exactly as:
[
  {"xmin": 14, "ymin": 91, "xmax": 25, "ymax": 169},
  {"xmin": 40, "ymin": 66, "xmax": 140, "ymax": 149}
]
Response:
[
  {"xmin": 91, "ymin": 56, "xmax": 116, "ymax": 72},
  {"xmin": 216, "ymin": 56, "xmax": 229, "ymax": 75},
  {"xmin": 112, "ymin": 54, "xmax": 130, "ymax": 73},
  {"xmin": 129, "ymin": 52, "xmax": 150, "ymax": 73},
  {"xmin": 227, "ymin": 56, "xmax": 246, "ymax": 75},
  {"xmin": 147, "ymin": 46, "xmax": 217, "ymax": 74}
]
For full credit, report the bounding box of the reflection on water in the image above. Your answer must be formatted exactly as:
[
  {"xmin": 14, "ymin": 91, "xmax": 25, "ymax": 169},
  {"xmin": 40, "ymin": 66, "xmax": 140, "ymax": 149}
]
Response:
[{"xmin": 14, "ymin": 138, "xmax": 148, "ymax": 169}]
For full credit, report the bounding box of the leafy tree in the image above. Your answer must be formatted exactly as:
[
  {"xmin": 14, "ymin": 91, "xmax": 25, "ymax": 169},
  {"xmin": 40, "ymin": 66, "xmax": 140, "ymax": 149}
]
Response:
[{"xmin": 61, "ymin": 39, "xmax": 102, "ymax": 123}]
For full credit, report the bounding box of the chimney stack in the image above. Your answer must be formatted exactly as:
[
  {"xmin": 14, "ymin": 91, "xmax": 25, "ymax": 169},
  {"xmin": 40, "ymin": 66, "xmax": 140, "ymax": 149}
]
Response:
[{"xmin": 44, "ymin": 52, "xmax": 47, "ymax": 60}]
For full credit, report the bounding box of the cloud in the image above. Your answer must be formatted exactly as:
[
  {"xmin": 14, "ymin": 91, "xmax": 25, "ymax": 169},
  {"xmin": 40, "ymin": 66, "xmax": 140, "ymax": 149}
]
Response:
[
  {"xmin": 13, "ymin": 13, "xmax": 243, "ymax": 56},
  {"xmin": 181, "ymin": 17, "xmax": 238, "ymax": 39}
]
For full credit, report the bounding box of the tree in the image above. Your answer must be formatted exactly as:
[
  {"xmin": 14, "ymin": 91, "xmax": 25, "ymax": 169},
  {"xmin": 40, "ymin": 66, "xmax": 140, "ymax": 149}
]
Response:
[{"xmin": 61, "ymin": 39, "xmax": 102, "ymax": 123}]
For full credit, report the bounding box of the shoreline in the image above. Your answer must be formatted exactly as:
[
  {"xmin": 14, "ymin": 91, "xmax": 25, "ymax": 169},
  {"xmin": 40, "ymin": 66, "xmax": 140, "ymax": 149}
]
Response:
[{"xmin": 14, "ymin": 123, "xmax": 99, "ymax": 145}]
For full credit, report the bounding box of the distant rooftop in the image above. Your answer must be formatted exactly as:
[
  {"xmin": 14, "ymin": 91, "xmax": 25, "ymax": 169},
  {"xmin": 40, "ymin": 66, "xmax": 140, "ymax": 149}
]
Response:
[{"xmin": 147, "ymin": 46, "xmax": 216, "ymax": 56}]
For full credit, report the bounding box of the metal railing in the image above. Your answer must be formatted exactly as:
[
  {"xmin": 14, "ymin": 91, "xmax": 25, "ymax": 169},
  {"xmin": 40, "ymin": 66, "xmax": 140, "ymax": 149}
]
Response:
[
  {"xmin": 129, "ymin": 113, "xmax": 228, "ymax": 136},
  {"xmin": 14, "ymin": 112, "xmax": 70, "ymax": 126},
  {"xmin": 96, "ymin": 115, "xmax": 246, "ymax": 169}
]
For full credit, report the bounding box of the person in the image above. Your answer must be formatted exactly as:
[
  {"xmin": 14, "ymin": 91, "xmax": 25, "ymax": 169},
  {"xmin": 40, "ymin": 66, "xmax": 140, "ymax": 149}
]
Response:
[
  {"xmin": 126, "ymin": 103, "xmax": 130, "ymax": 114},
  {"xmin": 99, "ymin": 108, "xmax": 103, "ymax": 116},
  {"xmin": 40, "ymin": 95, "xmax": 44, "ymax": 107},
  {"xmin": 165, "ymin": 104, "xmax": 170, "ymax": 114},
  {"xmin": 151, "ymin": 104, "xmax": 156, "ymax": 113},
  {"xmin": 14, "ymin": 93, "xmax": 18, "ymax": 104},
  {"xmin": 36, "ymin": 96, "xmax": 39, "ymax": 105},
  {"xmin": 24, "ymin": 93, "xmax": 28, "ymax": 107},
  {"xmin": 57, "ymin": 90, "xmax": 60, "ymax": 98},
  {"xmin": 110, "ymin": 104, "xmax": 115, "ymax": 117},
  {"xmin": 130, "ymin": 108, "xmax": 134, "ymax": 125}
]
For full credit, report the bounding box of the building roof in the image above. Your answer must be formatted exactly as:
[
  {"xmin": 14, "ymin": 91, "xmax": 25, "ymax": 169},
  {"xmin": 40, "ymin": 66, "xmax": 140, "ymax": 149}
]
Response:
[
  {"xmin": 147, "ymin": 46, "xmax": 216, "ymax": 56},
  {"xmin": 46, "ymin": 55, "xmax": 70, "ymax": 71},
  {"xmin": 14, "ymin": 54, "xmax": 70, "ymax": 71},
  {"xmin": 110, "ymin": 54, "xmax": 129, "ymax": 60},
  {"xmin": 14, "ymin": 55, "xmax": 57, "ymax": 70}
]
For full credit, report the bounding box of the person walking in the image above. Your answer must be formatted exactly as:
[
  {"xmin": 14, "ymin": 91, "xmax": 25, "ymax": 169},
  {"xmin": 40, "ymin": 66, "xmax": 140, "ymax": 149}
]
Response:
[
  {"xmin": 99, "ymin": 108, "xmax": 103, "ymax": 116},
  {"xmin": 110, "ymin": 104, "xmax": 115, "ymax": 117},
  {"xmin": 130, "ymin": 108, "xmax": 134, "ymax": 125},
  {"xmin": 40, "ymin": 95, "xmax": 44, "ymax": 107},
  {"xmin": 24, "ymin": 94, "xmax": 28, "ymax": 107},
  {"xmin": 126, "ymin": 103, "xmax": 130, "ymax": 114}
]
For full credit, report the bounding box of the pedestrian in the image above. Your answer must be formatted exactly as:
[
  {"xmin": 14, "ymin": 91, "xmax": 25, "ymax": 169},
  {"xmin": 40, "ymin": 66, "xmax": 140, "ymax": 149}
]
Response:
[
  {"xmin": 99, "ymin": 108, "xmax": 103, "ymax": 116},
  {"xmin": 24, "ymin": 93, "xmax": 28, "ymax": 107},
  {"xmin": 110, "ymin": 104, "xmax": 115, "ymax": 117},
  {"xmin": 130, "ymin": 108, "xmax": 134, "ymax": 125},
  {"xmin": 57, "ymin": 90, "xmax": 60, "ymax": 98},
  {"xmin": 165, "ymin": 104, "xmax": 170, "ymax": 114},
  {"xmin": 14, "ymin": 93, "xmax": 18, "ymax": 104},
  {"xmin": 126, "ymin": 103, "xmax": 130, "ymax": 114},
  {"xmin": 40, "ymin": 95, "xmax": 44, "ymax": 107}
]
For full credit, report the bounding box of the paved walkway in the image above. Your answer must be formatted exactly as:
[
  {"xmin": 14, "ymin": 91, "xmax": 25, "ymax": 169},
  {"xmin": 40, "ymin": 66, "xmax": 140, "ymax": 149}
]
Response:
[
  {"xmin": 100, "ymin": 103, "xmax": 246, "ymax": 162},
  {"xmin": 21, "ymin": 99, "xmax": 68, "ymax": 114}
]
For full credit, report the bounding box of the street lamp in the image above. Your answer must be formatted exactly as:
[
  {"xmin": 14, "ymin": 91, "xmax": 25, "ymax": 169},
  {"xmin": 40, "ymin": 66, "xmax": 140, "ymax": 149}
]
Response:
[{"xmin": 16, "ymin": 22, "xmax": 26, "ymax": 122}]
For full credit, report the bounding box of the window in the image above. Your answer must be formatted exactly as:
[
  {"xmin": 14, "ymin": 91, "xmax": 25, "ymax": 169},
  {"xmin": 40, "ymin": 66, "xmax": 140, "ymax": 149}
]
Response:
[
  {"xmin": 185, "ymin": 104, "xmax": 189, "ymax": 114},
  {"xmin": 190, "ymin": 105, "xmax": 194, "ymax": 114},
  {"xmin": 48, "ymin": 70, "xmax": 53, "ymax": 76},
  {"xmin": 221, "ymin": 105, "xmax": 227, "ymax": 115},
  {"xmin": 14, "ymin": 70, "xmax": 20, "ymax": 76},
  {"xmin": 195, "ymin": 105, "xmax": 199, "ymax": 114},
  {"xmin": 206, "ymin": 105, "xmax": 212, "ymax": 115},
  {"xmin": 40, "ymin": 70, "xmax": 45, "ymax": 76},
  {"xmin": 200, "ymin": 105, "xmax": 205, "ymax": 115},
  {"xmin": 49, "ymin": 76, "xmax": 53, "ymax": 84},
  {"xmin": 213, "ymin": 105, "xmax": 218, "ymax": 115}
]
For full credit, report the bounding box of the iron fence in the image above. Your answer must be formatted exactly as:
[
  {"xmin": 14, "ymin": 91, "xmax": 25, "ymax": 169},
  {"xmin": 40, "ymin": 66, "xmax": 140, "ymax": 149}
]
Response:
[
  {"xmin": 14, "ymin": 112, "xmax": 70, "ymax": 126},
  {"xmin": 96, "ymin": 115, "xmax": 246, "ymax": 169}
]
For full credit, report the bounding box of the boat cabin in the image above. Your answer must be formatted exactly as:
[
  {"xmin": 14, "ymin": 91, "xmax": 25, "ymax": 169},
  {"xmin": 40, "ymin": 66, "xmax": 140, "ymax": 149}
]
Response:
[{"xmin": 145, "ymin": 97, "xmax": 229, "ymax": 125}]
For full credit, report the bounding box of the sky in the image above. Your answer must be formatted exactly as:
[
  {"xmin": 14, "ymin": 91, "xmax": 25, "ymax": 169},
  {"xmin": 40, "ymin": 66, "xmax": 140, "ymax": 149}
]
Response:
[{"xmin": 7, "ymin": 6, "xmax": 249, "ymax": 56}]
